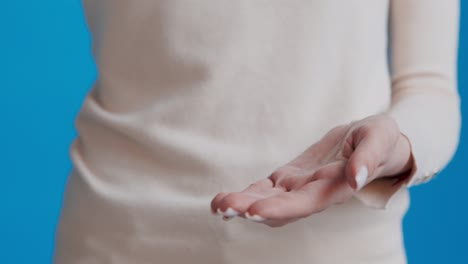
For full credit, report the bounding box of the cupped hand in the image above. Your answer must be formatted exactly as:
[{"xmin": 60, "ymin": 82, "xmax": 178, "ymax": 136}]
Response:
[{"xmin": 210, "ymin": 114, "xmax": 413, "ymax": 227}]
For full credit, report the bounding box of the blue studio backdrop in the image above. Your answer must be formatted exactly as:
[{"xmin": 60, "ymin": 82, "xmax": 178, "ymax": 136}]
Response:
[{"xmin": 1, "ymin": 1, "xmax": 467, "ymax": 263}]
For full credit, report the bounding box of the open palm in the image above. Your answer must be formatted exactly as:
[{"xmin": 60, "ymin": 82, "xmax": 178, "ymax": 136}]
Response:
[{"xmin": 210, "ymin": 114, "xmax": 412, "ymax": 227}]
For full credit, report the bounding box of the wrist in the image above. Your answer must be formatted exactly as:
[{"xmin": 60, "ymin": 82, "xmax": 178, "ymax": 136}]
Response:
[{"xmin": 378, "ymin": 133, "xmax": 414, "ymax": 179}]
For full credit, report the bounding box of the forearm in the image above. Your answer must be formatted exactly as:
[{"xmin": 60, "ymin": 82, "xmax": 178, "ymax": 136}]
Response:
[{"xmin": 385, "ymin": 0, "xmax": 461, "ymax": 185}]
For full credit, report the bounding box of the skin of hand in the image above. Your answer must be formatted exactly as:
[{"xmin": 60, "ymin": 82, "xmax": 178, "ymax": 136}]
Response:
[{"xmin": 210, "ymin": 114, "xmax": 414, "ymax": 227}]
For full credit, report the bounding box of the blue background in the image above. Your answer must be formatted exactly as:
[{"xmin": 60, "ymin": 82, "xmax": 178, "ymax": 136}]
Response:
[{"xmin": 1, "ymin": 1, "xmax": 467, "ymax": 263}]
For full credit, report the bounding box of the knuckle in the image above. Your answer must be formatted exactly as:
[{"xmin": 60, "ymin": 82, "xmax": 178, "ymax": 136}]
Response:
[{"xmin": 268, "ymin": 167, "xmax": 291, "ymax": 184}]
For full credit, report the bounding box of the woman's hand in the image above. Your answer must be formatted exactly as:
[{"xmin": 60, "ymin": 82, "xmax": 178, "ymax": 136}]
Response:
[{"xmin": 210, "ymin": 114, "xmax": 414, "ymax": 227}]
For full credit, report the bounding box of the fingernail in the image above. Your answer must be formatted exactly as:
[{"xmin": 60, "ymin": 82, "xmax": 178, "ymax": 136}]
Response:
[
  {"xmin": 245, "ymin": 212, "xmax": 266, "ymax": 222},
  {"xmin": 355, "ymin": 166, "xmax": 368, "ymax": 191},
  {"xmin": 223, "ymin": 207, "xmax": 240, "ymax": 217},
  {"xmin": 217, "ymin": 208, "xmax": 223, "ymax": 215}
]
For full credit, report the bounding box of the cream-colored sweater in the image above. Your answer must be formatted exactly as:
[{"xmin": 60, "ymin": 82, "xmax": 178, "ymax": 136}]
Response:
[{"xmin": 55, "ymin": 1, "xmax": 461, "ymax": 263}]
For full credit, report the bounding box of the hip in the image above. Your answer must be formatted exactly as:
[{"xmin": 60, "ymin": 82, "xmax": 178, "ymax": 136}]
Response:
[{"xmin": 54, "ymin": 168, "xmax": 409, "ymax": 264}]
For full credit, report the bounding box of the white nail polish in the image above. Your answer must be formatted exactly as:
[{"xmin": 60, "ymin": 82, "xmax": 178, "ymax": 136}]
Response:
[
  {"xmin": 217, "ymin": 208, "xmax": 223, "ymax": 215},
  {"xmin": 223, "ymin": 207, "xmax": 240, "ymax": 217},
  {"xmin": 245, "ymin": 212, "xmax": 266, "ymax": 222},
  {"xmin": 355, "ymin": 166, "xmax": 368, "ymax": 191}
]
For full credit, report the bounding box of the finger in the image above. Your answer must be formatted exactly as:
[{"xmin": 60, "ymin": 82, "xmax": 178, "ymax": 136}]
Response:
[
  {"xmin": 246, "ymin": 163, "xmax": 351, "ymax": 221},
  {"xmin": 210, "ymin": 192, "xmax": 229, "ymax": 215},
  {"xmin": 245, "ymin": 180, "xmax": 336, "ymax": 221},
  {"xmin": 210, "ymin": 178, "xmax": 274, "ymax": 216},
  {"xmin": 299, "ymin": 162, "xmax": 352, "ymax": 208},
  {"xmin": 216, "ymin": 178, "xmax": 281, "ymax": 217},
  {"xmin": 345, "ymin": 127, "xmax": 384, "ymax": 190},
  {"xmin": 276, "ymin": 161, "xmax": 343, "ymax": 191},
  {"xmin": 268, "ymin": 166, "xmax": 312, "ymax": 192},
  {"xmin": 218, "ymin": 187, "xmax": 284, "ymax": 217},
  {"xmin": 241, "ymin": 178, "xmax": 274, "ymax": 193}
]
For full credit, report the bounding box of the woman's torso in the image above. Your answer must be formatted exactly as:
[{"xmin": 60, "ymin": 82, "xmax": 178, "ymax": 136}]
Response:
[{"xmin": 55, "ymin": 1, "xmax": 409, "ymax": 263}]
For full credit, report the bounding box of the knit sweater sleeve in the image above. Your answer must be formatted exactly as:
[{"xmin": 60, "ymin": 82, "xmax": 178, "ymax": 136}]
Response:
[{"xmin": 354, "ymin": 0, "xmax": 462, "ymax": 209}]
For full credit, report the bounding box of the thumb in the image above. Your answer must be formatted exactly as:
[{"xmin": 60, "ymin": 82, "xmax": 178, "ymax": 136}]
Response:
[{"xmin": 345, "ymin": 127, "xmax": 384, "ymax": 191}]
